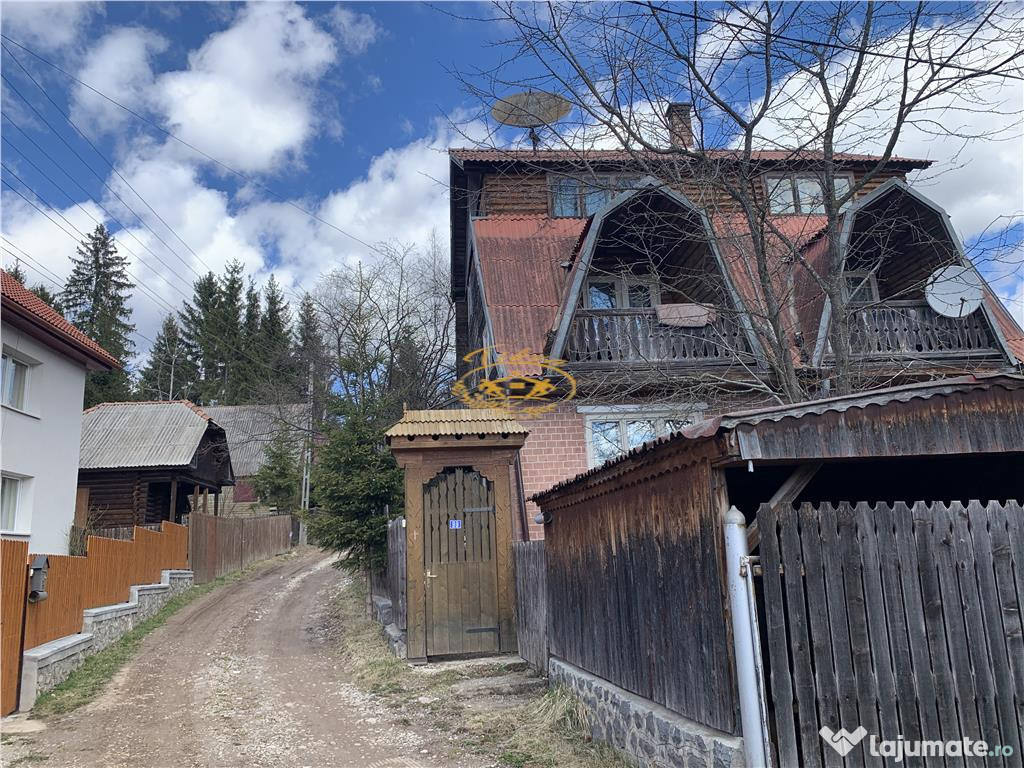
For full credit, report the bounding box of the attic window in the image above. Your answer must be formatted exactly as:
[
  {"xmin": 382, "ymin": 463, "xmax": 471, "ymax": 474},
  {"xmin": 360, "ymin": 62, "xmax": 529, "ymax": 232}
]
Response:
[
  {"xmin": 550, "ymin": 174, "xmax": 640, "ymax": 217},
  {"xmin": 584, "ymin": 277, "xmax": 657, "ymax": 309},
  {"xmin": 766, "ymin": 173, "xmax": 853, "ymax": 214},
  {"xmin": 843, "ymin": 271, "xmax": 879, "ymax": 303}
]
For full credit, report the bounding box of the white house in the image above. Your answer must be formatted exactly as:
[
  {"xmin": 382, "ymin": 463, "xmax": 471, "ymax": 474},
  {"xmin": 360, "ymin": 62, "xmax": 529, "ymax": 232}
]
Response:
[{"xmin": 1, "ymin": 271, "xmax": 119, "ymax": 553}]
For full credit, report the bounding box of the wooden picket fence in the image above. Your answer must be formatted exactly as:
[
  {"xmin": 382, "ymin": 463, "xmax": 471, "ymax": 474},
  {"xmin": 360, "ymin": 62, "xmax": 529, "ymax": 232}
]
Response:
[
  {"xmin": 758, "ymin": 500, "xmax": 1024, "ymax": 767},
  {"xmin": 188, "ymin": 513, "xmax": 292, "ymax": 584},
  {"xmin": 0, "ymin": 523, "xmax": 187, "ymax": 715},
  {"xmin": 513, "ymin": 540, "xmax": 547, "ymax": 672}
]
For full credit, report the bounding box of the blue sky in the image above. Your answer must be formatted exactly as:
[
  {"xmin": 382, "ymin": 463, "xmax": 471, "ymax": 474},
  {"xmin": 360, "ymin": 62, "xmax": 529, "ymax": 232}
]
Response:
[{"xmin": 1, "ymin": 2, "xmax": 1021, "ymax": 359}]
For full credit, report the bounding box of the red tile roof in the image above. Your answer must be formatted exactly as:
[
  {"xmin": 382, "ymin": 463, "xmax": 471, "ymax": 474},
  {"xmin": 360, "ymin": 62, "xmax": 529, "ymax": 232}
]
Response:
[
  {"xmin": 451, "ymin": 148, "xmax": 932, "ymax": 168},
  {"xmin": 1, "ymin": 270, "xmax": 120, "ymax": 370},
  {"xmin": 472, "ymin": 216, "xmax": 587, "ymax": 371}
]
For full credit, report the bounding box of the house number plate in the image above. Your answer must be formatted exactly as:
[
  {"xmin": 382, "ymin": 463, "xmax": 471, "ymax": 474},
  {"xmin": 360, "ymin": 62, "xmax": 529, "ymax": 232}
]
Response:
[{"xmin": 449, "ymin": 519, "xmax": 463, "ymax": 530}]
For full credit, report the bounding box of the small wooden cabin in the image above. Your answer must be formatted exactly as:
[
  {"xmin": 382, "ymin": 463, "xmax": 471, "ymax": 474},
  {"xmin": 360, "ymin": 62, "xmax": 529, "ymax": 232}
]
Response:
[{"xmin": 77, "ymin": 400, "xmax": 234, "ymax": 528}]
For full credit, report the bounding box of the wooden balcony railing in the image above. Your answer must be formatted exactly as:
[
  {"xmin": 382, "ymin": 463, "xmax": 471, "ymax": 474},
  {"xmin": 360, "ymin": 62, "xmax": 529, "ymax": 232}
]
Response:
[
  {"xmin": 845, "ymin": 300, "xmax": 999, "ymax": 358},
  {"xmin": 565, "ymin": 308, "xmax": 753, "ymax": 366}
]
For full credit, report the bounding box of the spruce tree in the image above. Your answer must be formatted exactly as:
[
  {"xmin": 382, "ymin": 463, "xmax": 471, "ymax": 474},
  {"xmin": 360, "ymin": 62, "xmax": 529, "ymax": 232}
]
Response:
[
  {"xmin": 292, "ymin": 292, "xmax": 327, "ymax": 418},
  {"xmin": 239, "ymin": 279, "xmax": 263, "ymax": 403},
  {"xmin": 217, "ymin": 260, "xmax": 245, "ymax": 403},
  {"xmin": 61, "ymin": 225, "xmax": 135, "ymax": 406},
  {"xmin": 137, "ymin": 315, "xmax": 196, "ymax": 401},
  {"xmin": 6, "ymin": 261, "xmax": 27, "ymax": 283},
  {"xmin": 258, "ymin": 275, "xmax": 292, "ymax": 371},
  {"xmin": 179, "ymin": 273, "xmax": 222, "ymax": 405},
  {"xmin": 29, "ymin": 283, "xmax": 62, "ymax": 312}
]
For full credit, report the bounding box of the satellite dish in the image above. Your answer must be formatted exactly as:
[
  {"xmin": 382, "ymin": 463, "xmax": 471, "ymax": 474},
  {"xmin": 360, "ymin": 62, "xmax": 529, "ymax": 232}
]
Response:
[
  {"xmin": 491, "ymin": 90, "xmax": 572, "ymax": 128},
  {"xmin": 925, "ymin": 265, "xmax": 984, "ymax": 318}
]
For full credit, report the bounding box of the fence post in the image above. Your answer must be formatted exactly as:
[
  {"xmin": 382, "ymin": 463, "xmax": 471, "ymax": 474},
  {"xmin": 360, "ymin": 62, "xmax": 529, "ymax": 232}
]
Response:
[{"xmin": 724, "ymin": 506, "xmax": 770, "ymax": 768}]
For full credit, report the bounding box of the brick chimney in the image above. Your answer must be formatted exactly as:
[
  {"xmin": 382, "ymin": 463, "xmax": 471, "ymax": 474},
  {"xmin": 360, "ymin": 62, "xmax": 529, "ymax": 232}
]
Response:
[{"xmin": 667, "ymin": 102, "xmax": 693, "ymax": 150}]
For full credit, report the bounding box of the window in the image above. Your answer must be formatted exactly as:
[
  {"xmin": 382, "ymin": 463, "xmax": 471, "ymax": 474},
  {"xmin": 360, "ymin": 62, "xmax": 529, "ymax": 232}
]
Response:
[
  {"xmin": 586, "ymin": 413, "xmax": 699, "ymax": 467},
  {"xmin": 765, "ymin": 174, "xmax": 854, "ymax": 214},
  {"xmin": 1, "ymin": 476, "xmax": 23, "ymax": 531},
  {"xmin": 1, "ymin": 353, "xmax": 28, "ymax": 409},
  {"xmin": 584, "ymin": 277, "xmax": 658, "ymax": 310},
  {"xmin": 550, "ymin": 174, "xmax": 640, "ymax": 217},
  {"xmin": 843, "ymin": 271, "xmax": 879, "ymax": 303}
]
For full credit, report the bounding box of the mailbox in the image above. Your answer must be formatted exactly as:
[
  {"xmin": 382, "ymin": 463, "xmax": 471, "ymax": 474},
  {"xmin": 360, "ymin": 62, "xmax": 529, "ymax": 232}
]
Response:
[{"xmin": 28, "ymin": 555, "xmax": 49, "ymax": 603}]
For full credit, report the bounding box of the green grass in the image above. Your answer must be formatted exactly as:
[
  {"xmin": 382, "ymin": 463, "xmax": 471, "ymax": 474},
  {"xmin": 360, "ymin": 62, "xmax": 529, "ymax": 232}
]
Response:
[{"xmin": 32, "ymin": 555, "xmax": 289, "ymax": 718}]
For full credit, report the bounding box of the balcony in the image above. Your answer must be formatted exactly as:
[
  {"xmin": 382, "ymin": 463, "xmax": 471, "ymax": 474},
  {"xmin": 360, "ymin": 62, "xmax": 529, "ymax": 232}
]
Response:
[
  {"xmin": 565, "ymin": 308, "xmax": 754, "ymax": 367},
  {"xmin": 845, "ymin": 301, "xmax": 1001, "ymax": 360}
]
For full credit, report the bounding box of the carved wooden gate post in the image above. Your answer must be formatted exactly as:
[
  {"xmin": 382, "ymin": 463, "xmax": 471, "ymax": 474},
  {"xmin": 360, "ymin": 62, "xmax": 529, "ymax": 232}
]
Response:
[{"xmin": 386, "ymin": 409, "xmax": 528, "ymax": 664}]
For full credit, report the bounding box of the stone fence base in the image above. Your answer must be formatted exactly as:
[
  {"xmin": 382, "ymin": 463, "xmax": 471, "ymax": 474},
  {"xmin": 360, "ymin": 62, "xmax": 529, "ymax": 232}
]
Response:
[
  {"xmin": 18, "ymin": 569, "xmax": 193, "ymax": 712},
  {"xmin": 548, "ymin": 658, "xmax": 746, "ymax": 768}
]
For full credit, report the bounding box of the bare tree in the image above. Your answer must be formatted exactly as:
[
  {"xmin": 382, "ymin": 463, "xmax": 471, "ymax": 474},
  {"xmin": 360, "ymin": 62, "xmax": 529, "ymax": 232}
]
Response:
[{"xmin": 452, "ymin": 1, "xmax": 1024, "ymax": 402}]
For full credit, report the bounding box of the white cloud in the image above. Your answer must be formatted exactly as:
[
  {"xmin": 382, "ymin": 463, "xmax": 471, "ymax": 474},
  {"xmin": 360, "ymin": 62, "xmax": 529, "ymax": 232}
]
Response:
[
  {"xmin": 155, "ymin": 2, "xmax": 336, "ymax": 173},
  {"xmin": 1, "ymin": 1, "xmax": 100, "ymax": 55},
  {"xmin": 329, "ymin": 6, "xmax": 381, "ymax": 55},
  {"xmin": 70, "ymin": 27, "xmax": 168, "ymax": 135}
]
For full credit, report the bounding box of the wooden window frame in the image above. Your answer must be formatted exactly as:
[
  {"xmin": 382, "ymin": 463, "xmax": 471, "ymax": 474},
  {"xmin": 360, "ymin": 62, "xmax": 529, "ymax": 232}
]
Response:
[
  {"xmin": 549, "ymin": 173, "xmax": 641, "ymax": 217},
  {"xmin": 842, "ymin": 270, "xmax": 880, "ymax": 304},
  {"xmin": 764, "ymin": 172, "xmax": 855, "ymax": 215},
  {"xmin": 583, "ymin": 275, "xmax": 659, "ymax": 310}
]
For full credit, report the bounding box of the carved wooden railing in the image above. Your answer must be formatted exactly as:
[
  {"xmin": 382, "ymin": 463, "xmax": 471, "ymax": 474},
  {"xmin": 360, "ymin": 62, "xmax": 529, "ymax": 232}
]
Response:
[
  {"xmin": 845, "ymin": 300, "xmax": 999, "ymax": 358},
  {"xmin": 565, "ymin": 308, "xmax": 753, "ymax": 365}
]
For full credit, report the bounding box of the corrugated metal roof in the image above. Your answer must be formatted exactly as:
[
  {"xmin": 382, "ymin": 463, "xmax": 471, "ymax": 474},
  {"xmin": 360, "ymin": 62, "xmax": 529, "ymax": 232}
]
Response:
[
  {"xmin": 451, "ymin": 148, "xmax": 932, "ymax": 168},
  {"xmin": 386, "ymin": 408, "xmax": 529, "ymax": 437},
  {"xmin": 202, "ymin": 404, "xmax": 310, "ymax": 477},
  {"xmin": 533, "ymin": 373, "xmax": 1024, "ymax": 500},
  {"xmin": 2, "ymin": 270, "xmax": 120, "ymax": 369},
  {"xmin": 80, "ymin": 401, "xmax": 213, "ymax": 469}
]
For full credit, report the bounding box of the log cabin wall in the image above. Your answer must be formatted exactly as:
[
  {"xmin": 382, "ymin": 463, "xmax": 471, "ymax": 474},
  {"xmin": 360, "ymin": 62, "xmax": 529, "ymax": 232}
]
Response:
[{"xmin": 536, "ymin": 441, "xmax": 739, "ymax": 735}]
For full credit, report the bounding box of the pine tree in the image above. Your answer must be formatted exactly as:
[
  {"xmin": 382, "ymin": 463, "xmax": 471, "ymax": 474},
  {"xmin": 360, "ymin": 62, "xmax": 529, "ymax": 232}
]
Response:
[
  {"xmin": 217, "ymin": 260, "xmax": 245, "ymax": 403},
  {"xmin": 179, "ymin": 273, "xmax": 222, "ymax": 405},
  {"xmin": 258, "ymin": 275, "xmax": 292, "ymax": 371},
  {"xmin": 61, "ymin": 225, "xmax": 135, "ymax": 406},
  {"xmin": 291, "ymin": 292, "xmax": 328, "ymax": 418},
  {"xmin": 6, "ymin": 261, "xmax": 27, "ymax": 283},
  {"xmin": 238, "ymin": 279, "xmax": 263, "ymax": 403},
  {"xmin": 251, "ymin": 430, "xmax": 302, "ymax": 514},
  {"xmin": 137, "ymin": 315, "xmax": 196, "ymax": 400}
]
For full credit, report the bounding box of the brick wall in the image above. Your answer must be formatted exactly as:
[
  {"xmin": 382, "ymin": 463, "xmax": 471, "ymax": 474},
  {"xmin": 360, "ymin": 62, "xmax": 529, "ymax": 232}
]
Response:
[{"xmin": 518, "ymin": 404, "xmax": 588, "ymax": 540}]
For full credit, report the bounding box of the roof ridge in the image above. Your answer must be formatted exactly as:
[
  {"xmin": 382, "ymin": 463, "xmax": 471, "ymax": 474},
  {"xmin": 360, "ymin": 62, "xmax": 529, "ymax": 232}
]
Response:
[{"xmin": 85, "ymin": 399, "xmax": 210, "ymax": 421}]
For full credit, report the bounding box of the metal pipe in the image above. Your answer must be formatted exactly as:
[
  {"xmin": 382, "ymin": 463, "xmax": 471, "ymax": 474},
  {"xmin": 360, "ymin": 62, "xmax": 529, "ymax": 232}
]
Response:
[{"xmin": 724, "ymin": 506, "xmax": 770, "ymax": 768}]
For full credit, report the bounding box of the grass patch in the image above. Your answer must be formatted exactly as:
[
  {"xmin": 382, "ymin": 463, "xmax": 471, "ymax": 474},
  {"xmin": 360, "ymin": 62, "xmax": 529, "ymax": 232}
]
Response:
[
  {"xmin": 332, "ymin": 579, "xmax": 626, "ymax": 768},
  {"xmin": 32, "ymin": 555, "xmax": 290, "ymax": 718}
]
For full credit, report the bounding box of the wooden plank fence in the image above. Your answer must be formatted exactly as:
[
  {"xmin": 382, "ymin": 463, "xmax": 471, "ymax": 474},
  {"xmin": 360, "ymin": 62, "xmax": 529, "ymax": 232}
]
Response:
[
  {"xmin": 386, "ymin": 517, "xmax": 407, "ymax": 631},
  {"xmin": 758, "ymin": 500, "xmax": 1024, "ymax": 767},
  {"xmin": 1, "ymin": 539, "xmax": 29, "ymax": 716},
  {"xmin": 188, "ymin": 513, "xmax": 292, "ymax": 584},
  {"xmin": 513, "ymin": 540, "xmax": 547, "ymax": 672}
]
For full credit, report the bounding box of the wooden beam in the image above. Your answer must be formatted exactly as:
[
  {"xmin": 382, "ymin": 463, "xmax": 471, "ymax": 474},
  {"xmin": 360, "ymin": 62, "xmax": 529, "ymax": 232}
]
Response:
[
  {"xmin": 193, "ymin": 485, "xmax": 200, "ymax": 517},
  {"xmin": 748, "ymin": 462, "xmax": 823, "ymax": 551},
  {"xmin": 213, "ymin": 491, "xmax": 219, "ymax": 517},
  {"xmin": 203, "ymin": 488, "xmax": 209, "ymax": 515},
  {"xmin": 169, "ymin": 478, "xmax": 178, "ymax": 523}
]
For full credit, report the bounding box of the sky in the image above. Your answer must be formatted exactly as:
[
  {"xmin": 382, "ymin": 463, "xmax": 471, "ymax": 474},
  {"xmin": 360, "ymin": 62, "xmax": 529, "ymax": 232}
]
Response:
[{"xmin": 1, "ymin": 1, "xmax": 1021, "ymax": 364}]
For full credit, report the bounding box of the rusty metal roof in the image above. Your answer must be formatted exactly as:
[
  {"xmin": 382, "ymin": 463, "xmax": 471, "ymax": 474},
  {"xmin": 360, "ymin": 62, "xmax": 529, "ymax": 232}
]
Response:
[
  {"xmin": 451, "ymin": 148, "xmax": 932, "ymax": 168},
  {"xmin": 80, "ymin": 400, "xmax": 217, "ymax": 469},
  {"xmin": 533, "ymin": 373, "xmax": 1024, "ymax": 502},
  {"xmin": 386, "ymin": 408, "xmax": 529, "ymax": 438}
]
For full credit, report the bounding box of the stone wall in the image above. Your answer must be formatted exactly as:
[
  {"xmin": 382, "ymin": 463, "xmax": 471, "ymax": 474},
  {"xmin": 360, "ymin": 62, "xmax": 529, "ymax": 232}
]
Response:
[
  {"xmin": 19, "ymin": 569, "xmax": 194, "ymax": 711},
  {"xmin": 548, "ymin": 658, "xmax": 746, "ymax": 768}
]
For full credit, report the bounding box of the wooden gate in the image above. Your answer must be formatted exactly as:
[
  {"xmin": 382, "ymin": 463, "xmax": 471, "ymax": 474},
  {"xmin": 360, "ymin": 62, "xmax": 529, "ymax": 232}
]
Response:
[
  {"xmin": 422, "ymin": 468, "xmax": 498, "ymax": 656},
  {"xmin": 758, "ymin": 500, "xmax": 1024, "ymax": 767}
]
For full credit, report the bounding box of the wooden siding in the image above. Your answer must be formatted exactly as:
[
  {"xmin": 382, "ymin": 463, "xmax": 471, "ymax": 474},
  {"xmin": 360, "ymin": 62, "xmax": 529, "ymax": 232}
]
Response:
[
  {"xmin": 21, "ymin": 523, "xmax": 188, "ymax": 652},
  {"xmin": 1, "ymin": 539, "xmax": 29, "ymax": 715},
  {"xmin": 386, "ymin": 518, "xmax": 407, "ymax": 631},
  {"xmin": 513, "ymin": 540, "xmax": 547, "ymax": 672},
  {"xmin": 759, "ymin": 500, "xmax": 1024, "ymax": 766},
  {"xmin": 188, "ymin": 513, "xmax": 292, "ymax": 584},
  {"xmin": 479, "ymin": 168, "xmax": 908, "ymax": 218},
  {"xmin": 539, "ymin": 450, "xmax": 738, "ymax": 734}
]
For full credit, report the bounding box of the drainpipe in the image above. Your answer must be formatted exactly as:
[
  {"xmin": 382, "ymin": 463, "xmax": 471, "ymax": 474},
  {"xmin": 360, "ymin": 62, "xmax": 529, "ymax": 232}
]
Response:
[{"xmin": 724, "ymin": 506, "xmax": 770, "ymax": 768}]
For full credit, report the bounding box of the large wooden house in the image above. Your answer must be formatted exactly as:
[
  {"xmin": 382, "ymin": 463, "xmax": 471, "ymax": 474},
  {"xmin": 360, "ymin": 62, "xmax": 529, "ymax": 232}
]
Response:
[{"xmin": 448, "ymin": 112, "xmax": 1024, "ymax": 537}]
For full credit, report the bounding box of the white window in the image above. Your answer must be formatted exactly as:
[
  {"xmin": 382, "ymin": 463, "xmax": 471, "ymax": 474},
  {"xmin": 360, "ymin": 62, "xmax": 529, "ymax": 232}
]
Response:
[
  {"xmin": 585, "ymin": 412, "xmax": 699, "ymax": 468},
  {"xmin": 843, "ymin": 271, "xmax": 880, "ymax": 303},
  {"xmin": 1, "ymin": 353, "xmax": 28, "ymax": 410},
  {"xmin": 1, "ymin": 475, "xmax": 25, "ymax": 532},
  {"xmin": 584, "ymin": 277, "xmax": 658, "ymax": 310},
  {"xmin": 765, "ymin": 174, "xmax": 854, "ymax": 215},
  {"xmin": 550, "ymin": 174, "xmax": 640, "ymax": 217}
]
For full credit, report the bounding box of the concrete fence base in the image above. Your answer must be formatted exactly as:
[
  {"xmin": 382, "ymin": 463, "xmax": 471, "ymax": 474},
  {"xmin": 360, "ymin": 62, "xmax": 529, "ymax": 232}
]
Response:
[
  {"xmin": 19, "ymin": 569, "xmax": 193, "ymax": 711},
  {"xmin": 548, "ymin": 658, "xmax": 746, "ymax": 768}
]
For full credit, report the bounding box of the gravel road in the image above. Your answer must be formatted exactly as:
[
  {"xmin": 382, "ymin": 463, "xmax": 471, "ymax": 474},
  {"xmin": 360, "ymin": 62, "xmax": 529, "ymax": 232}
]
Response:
[{"xmin": 12, "ymin": 547, "xmax": 484, "ymax": 768}]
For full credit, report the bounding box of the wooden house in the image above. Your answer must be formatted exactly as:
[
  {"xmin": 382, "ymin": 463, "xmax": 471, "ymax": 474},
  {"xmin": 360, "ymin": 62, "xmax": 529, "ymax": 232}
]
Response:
[{"xmin": 77, "ymin": 400, "xmax": 234, "ymax": 529}]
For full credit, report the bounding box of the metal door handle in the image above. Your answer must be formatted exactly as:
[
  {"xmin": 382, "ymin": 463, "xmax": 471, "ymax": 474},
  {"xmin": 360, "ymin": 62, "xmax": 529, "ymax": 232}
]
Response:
[{"xmin": 425, "ymin": 570, "xmax": 438, "ymax": 578}]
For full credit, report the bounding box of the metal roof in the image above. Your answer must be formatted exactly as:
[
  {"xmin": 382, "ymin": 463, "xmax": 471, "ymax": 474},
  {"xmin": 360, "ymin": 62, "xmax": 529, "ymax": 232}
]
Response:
[
  {"xmin": 80, "ymin": 401, "xmax": 215, "ymax": 470},
  {"xmin": 202, "ymin": 404, "xmax": 309, "ymax": 477},
  {"xmin": 386, "ymin": 408, "xmax": 529, "ymax": 438},
  {"xmin": 534, "ymin": 373, "xmax": 1024, "ymax": 501}
]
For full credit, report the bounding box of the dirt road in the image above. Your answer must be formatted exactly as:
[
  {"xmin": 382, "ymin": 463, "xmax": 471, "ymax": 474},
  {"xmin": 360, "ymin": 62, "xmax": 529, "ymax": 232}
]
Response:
[{"xmin": 11, "ymin": 548, "xmax": 485, "ymax": 768}]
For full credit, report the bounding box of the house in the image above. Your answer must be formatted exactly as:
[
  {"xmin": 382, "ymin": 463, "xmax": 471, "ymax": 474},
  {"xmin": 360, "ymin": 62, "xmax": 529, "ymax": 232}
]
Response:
[
  {"xmin": 202, "ymin": 403, "xmax": 311, "ymax": 517},
  {"xmin": 448, "ymin": 112, "xmax": 1024, "ymax": 537},
  {"xmin": 1, "ymin": 271, "xmax": 119, "ymax": 554},
  {"xmin": 77, "ymin": 400, "xmax": 234, "ymax": 528}
]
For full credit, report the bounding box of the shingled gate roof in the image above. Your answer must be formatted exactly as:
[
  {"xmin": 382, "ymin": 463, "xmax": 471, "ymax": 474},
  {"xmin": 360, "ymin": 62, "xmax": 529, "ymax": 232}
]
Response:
[{"xmin": 386, "ymin": 408, "xmax": 529, "ymax": 438}]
